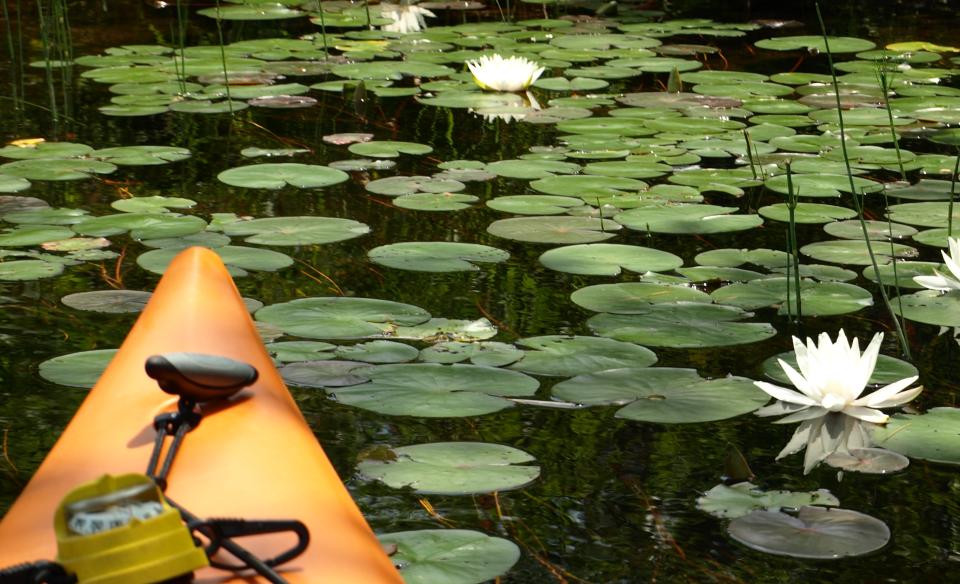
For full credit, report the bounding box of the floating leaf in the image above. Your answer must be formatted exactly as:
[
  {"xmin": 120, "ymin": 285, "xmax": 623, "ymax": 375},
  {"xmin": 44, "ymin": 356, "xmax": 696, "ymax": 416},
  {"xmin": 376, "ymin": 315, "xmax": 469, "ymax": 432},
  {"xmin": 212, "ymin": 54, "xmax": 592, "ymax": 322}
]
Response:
[
  {"xmin": 711, "ymin": 278, "xmax": 874, "ymax": 316},
  {"xmin": 419, "ymin": 342, "xmax": 524, "ymax": 367},
  {"xmin": 377, "ymin": 530, "xmax": 519, "ymax": 584},
  {"xmin": 552, "ymin": 367, "xmax": 767, "ymax": 423},
  {"xmin": 256, "ymin": 297, "xmax": 431, "ymax": 339},
  {"xmin": 572, "ymin": 282, "xmax": 710, "ymax": 313},
  {"xmin": 0, "ymin": 259, "xmax": 64, "ymax": 281},
  {"xmin": 0, "ymin": 159, "xmax": 117, "ymax": 181},
  {"xmin": 265, "ymin": 341, "xmax": 337, "ymax": 363},
  {"xmin": 348, "ymin": 141, "xmax": 433, "ymax": 158},
  {"xmin": 368, "ymin": 242, "xmax": 509, "ymax": 272},
  {"xmin": 111, "ymin": 196, "xmax": 196, "ymax": 213},
  {"xmin": 824, "ymin": 448, "xmax": 910, "ymax": 474},
  {"xmin": 61, "ymin": 290, "xmax": 152, "ymax": 313},
  {"xmin": 280, "ymin": 360, "xmax": 371, "ymax": 388},
  {"xmin": 332, "ymin": 363, "xmax": 538, "ymax": 417},
  {"xmin": 697, "ymin": 482, "xmax": 839, "ymax": 519},
  {"xmin": 755, "ymin": 35, "xmax": 875, "ymax": 53},
  {"xmin": 222, "ymin": 217, "xmax": 370, "ymax": 246},
  {"xmin": 510, "ymin": 336, "xmax": 656, "ymax": 377},
  {"xmin": 487, "ymin": 216, "xmax": 620, "ymax": 244},
  {"xmin": 539, "ymin": 243, "xmax": 682, "ymax": 276},
  {"xmin": 73, "ymin": 213, "xmax": 207, "ymax": 240},
  {"xmin": 728, "ymin": 507, "xmax": 889, "ymax": 559},
  {"xmin": 92, "ymin": 145, "xmax": 191, "ymax": 165},
  {"xmin": 137, "ymin": 245, "xmax": 292, "ymax": 276},
  {"xmin": 614, "ymin": 204, "xmax": 763, "ymax": 235},
  {"xmin": 217, "ymin": 163, "xmax": 349, "ymax": 189},
  {"xmin": 0, "ymin": 225, "xmax": 76, "ymax": 246},
  {"xmin": 38, "ymin": 349, "xmax": 118, "ymax": 388},
  {"xmin": 358, "ymin": 442, "xmax": 539, "ymax": 494}
]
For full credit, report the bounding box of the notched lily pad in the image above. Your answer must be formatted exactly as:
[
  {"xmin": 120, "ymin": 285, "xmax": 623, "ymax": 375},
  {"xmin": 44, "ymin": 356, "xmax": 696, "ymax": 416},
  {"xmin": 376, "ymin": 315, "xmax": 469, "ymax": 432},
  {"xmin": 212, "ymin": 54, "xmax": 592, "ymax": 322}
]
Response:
[
  {"xmin": 38, "ymin": 349, "xmax": 118, "ymax": 388},
  {"xmin": 697, "ymin": 482, "xmax": 839, "ymax": 519},
  {"xmin": 377, "ymin": 529, "xmax": 520, "ymax": 584},
  {"xmin": 368, "ymin": 242, "xmax": 509, "ymax": 272}
]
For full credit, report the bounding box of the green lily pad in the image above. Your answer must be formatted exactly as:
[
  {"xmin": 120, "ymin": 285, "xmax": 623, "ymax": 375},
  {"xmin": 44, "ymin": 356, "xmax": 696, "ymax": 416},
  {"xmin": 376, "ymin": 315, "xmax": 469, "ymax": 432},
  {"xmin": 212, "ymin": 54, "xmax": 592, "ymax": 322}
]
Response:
[
  {"xmin": 348, "ymin": 141, "xmax": 433, "ymax": 158},
  {"xmin": 61, "ymin": 290, "xmax": 152, "ymax": 313},
  {"xmin": 358, "ymin": 442, "xmax": 539, "ymax": 494},
  {"xmin": 335, "ymin": 340, "xmax": 419, "ymax": 364},
  {"xmin": 762, "ymin": 350, "xmax": 917, "ymax": 386},
  {"xmin": 728, "ymin": 507, "xmax": 889, "ymax": 559},
  {"xmin": 0, "ymin": 259, "xmax": 65, "ymax": 281},
  {"xmin": 111, "ymin": 196, "xmax": 196, "ymax": 214},
  {"xmin": 240, "ymin": 147, "xmax": 310, "ymax": 158},
  {"xmin": 368, "ymin": 242, "xmax": 509, "ymax": 272},
  {"xmin": 4, "ymin": 208, "xmax": 89, "ymax": 225},
  {"xmin": 197, "ymin": 5, "xmax": 305, "ymax": 20},
  {"xmin": 140, "ymin": 232, "xmax": 232, "ymax": 250},
  {"xmin": 221, "ymin": 217, "xmax": 370, "ymax": 246},
  {"xmin": 711, "ymin": 278, "xmax": 874, "ymax": 316},
  {"xmin": 538, "ymin": 243, "xmax": 682, "ymax": 276},
  {"xmin": 377, "ymin": 529, "xmax": 519, "ymax": 584},
  {"xmin": 265, "ymin": 341, "xmax": 337, "ymax": 363},
  {"xmin": 887, "ymin": 202, "xmax": 960, "ymax": 228},
  {"xmin": 418, "ymin": 91, "xmax": 524, "ymax": 109},
  {"xmin": 572, "ymin": 282, "xmax": 710, "ymax": 313},
  {"xmin": 0, "ymin": 175, "xmax": 31, "ymax": 193},
  {"xmin": 419, "ymin": 342, "xmax": 524, "ymax": 367},
  {"xmin": 587, "ymin": 302, "xmax": 777, "ymax": 348},
  {"xmin": 73, "ymin": 214, "xmax": 207, "ymax": 240},
  {"xmin": 487, "ymin": 216, "xmax": 621, "ymax": 244},
  {"xmin": 485, "ymin": 159, "xmax": 580, "ymax": 180},
  {"xmin": 891, "ymin": 290, "xmax": 960, "ymax": 327},
  {"xmin": 510, "ymin": 336, "xmax": 656, "ymax": 377},
  {"xmin": 394, "ymin": 192, "xmax": 478, "ymax": 211},
  {"xmin": 861, "ymin": 261, "xmax": 940, "ymax": 288},
  {"xmin": 137, "ymin": 245, "xmax": 292, "ymax": 276},
  {"xmin": 822, "ymin": 219, "xmax": 917, "ymax": 240},
  {"xmin": 696, "ymin": 248, "xmax": 791, "ymax": 269},
  {"xmin": 668, "ymin": 168, "xmax": 762, "ymax": 196},
  {"xmin": 217, "ymin": 163, "xmax": 349, "ymax": 189},
  {"xmin": 765, "ymin": 174, "xmax": 883, "ymax": 198},
  {"xmin": 279, "ymin": 360, "xmax": 371, "ymax": 388},
  {"xmin": 758, "ymin": 203, "xmax": 857, "ymax": 224},
  {"xmin": 885, "ymin": 180, "xmax": 959, "ymax": 202},
  {"xmin": 530, "ymin": 175, "xmax": 648, "ymax": 197},
  {"xmin": 486, "ymin": 195, "xmax": 585, "ymax": 215},
  {"xmin": 552, "ymin": 367, "xmax": 767, "ymax": 423},
  {"xmin": 332, "ymin": 363, "xmax": 538, "ymax": 417},
  {"xmin": 0, "ymin": 159, "xmax": 117, "ymax": 181},
  {"xmin": 533, "ymin": 76, "xmax": 609, "ymax": 91},
  {"xmin": 38, "ymin": 349, "xmax": 118, "ymax": 388},
  {"xmin": 824, "ymin": 448, "xmax": 910, "ymax": 474},
  {"xmin": 0, "ymin": 225, "xmax": 76, "ymax": 246},
  {"xmin": 614, "ymin": 204, "xmax": 763, "ymax": 234},
  {"xmin": 92, "ymin": 146, "xmax": 191, "ymax": 165},
  {"xmin": 870, "ymin": 408, "xmax": 960, "ymax": 465},
  {"xmin": 365, "ymin": 176, "xmax": 466, "ymax": 196},
  {"xmin": 392, "ymin": 318, "xmax": 497, "ymax": 342},
  {"xmin": 256, "ymin": 297, "xmax": 431, "ymax": 339},
  {"xmin": 800, "ymin": 239, "xmax": 917, "ymax": 265},
  {"xmin": 697, "ymin": 482, "xmax": 839, "ymax": 519},
  {"xmin": 755, "ymin": 35, "xmax": 875, "ymax": 53}
]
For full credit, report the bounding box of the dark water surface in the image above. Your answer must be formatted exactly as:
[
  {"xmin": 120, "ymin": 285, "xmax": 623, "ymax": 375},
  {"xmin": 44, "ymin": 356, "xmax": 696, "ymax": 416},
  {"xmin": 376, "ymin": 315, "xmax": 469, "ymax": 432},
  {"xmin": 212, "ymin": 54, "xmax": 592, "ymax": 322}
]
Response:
[{"xmin": 2, "ymin": 1, "xmax": 960, "ymax": 582}]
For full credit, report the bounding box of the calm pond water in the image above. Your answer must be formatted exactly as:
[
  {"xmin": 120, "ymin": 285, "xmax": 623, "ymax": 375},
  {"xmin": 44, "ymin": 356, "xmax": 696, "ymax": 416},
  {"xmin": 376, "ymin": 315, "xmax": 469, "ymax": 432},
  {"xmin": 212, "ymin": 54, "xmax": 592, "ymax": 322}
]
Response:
[{"xmin": 3, "ymin": 0, "xmax": 960, "ymax": 581}]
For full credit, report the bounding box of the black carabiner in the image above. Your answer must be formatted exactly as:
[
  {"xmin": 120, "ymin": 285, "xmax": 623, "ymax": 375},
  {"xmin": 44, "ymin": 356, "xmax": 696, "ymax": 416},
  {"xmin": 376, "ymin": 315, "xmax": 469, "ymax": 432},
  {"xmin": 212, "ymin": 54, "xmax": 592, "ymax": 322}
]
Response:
[{"xmin": 192, "ymin": 518, "xmax": 310, "ymax": 571}]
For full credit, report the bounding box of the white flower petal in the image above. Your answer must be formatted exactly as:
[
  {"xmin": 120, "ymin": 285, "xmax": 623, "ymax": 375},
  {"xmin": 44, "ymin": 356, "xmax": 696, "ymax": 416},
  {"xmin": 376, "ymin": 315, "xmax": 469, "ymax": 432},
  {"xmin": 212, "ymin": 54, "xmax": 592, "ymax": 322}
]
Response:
[
  {"xmin": 777, "ymin": 359, "xmax": 817, "ymax": 398},
  {"xmin": 776, "ymin": 419, "xmax": 818, "ymax": 460},
  {"xmin": 753, "ymin": 381, "xmax": 819, "ymax": 406},
  {"xmin": 755, "ymin": 401, "xmax": 809, "ymax": 418},
  {"xmin": 841, "ymin": 405, "xmax": 889, "ymax": 424},
  {"xmin": 853, "ymin": 375, "xmax": 920, "ymax": 408}
]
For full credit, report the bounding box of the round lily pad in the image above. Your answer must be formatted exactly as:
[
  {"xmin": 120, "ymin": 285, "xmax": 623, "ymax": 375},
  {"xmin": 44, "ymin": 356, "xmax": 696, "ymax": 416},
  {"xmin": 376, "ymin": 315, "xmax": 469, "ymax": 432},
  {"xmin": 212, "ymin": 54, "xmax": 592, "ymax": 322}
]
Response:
[
  {"xmin": 265, "ymin": 341, "xmax": 337, "ymax": 363},
  {"xmin": 256, "ymin": 297, "xmax": 431, "ymax": 339},
  {"xmin": 697, "ymin": 482, "xmax": 839, "ymax": 519},
  {"xmin": 486, "ymin": 195, "xmax": 585, "ymax": 215},
  {"xmin": 530, "ymin": 175, "xmax": 647, "ymax": 197},
  {"xmin": 332, "ymin": 363, "xmax": 538, "ymax": 417},
  {"xmin": 61, "ymin": 290, "xmax": 152, "ymax": 313},
  {"xmin": 111, "ymin": 196, "xmax": 196, "ymax": 214},
  {"xmin": 73, "ymin": 214, "xmax": 207, "ymax": 240},
  {"xmin": 588, "ymin": 302, "xmax": 777, "ymax": 348},
  {"xmin": 614, "ymin": 204, "xmax": 763, "ymax": 234},
  {"xmin": 0, "ymin": 159, "xmax": 117, "ymax": 181},
  {"xmin": 365, "ymin": 176, "xmax": 466, "ymax": 197},
  {"xmin": 217, "ymin": 163, "xmax": 349, "ymax": 189},
  {"xmin": 279, "ymin": 360, "xmax": 371, "ymax": 388},
  {"xmin": 419, "ymin": 342, "xmax": 524, "ymax": 367},
  {"xmin": 870, "ymin": 408, "xmax": 960, "ymax": 465},
  {"xmin": 137, "ymin": 245, "xmax": 292, "ymax": 276},
  {"xmin": 509, "ymin": 336, "xmax": 656, "ymax": 377},
  {"xmin": 800, "ymin": 239, "xmax": 917, "ymax": 265},
  {"xmin": 3, "ymin": 207, "xmax": 89, "ymax": 225},
  {"xmin": 377, "ymin": 529, "xmax": 519, "ymax": 584},
  {"xmin": 487, "ymin": 216, "xmax": 621, "ymax": 244},
  {"xmin": 348, "ymin": 141, "xmax": 433, "ymax": 158},
  {"xmin": 765, "ymin": 174, "xmax": 883, "ymax": 198},
  {"xmin": 711, "ymin": 278, "xmax": 874, "ymax": 316},
  {"xmin": 368, "ymin": 242, "xmax": 509, "ymax": 272},
  {"xmin": 539, "ymin": 243, "xmax": 682, "ymax": 276},
  {"xmin": 0, "ymin": 175, "xmax": 31, "ymax": 193},
  {"xmin": 92, "ymin": 146, "xmax": 191, "ymax": 166},
  {"xmin": 755, "ymin": 35, "xmax": 875, "ymax": 53},
  {"xmin": 572, "ymin": 282, "xmax": 710, "ymax": 313},
  {"xmin": 485, "ymin": 159, "xmax": 580, "ymax": 180},
  {"xmin": 892, "ymin": 290, "xmax": 960, "ymax": 327},
  {"xmin": 358, "ymin": 442, "xmax": 539, "ymax": 494},
  {"xmin": 0, "ymin": 225, "xmax": 76, "ymax": 246},
  {"xmin": 334, "ymin": 340, "xmax": 419, "ymax": 364},
  {"xmin": 728, "ymin": 507, "xmax": 890, "ymax": 559},
  {"xmin": 394, "ymin": 192, "xmax": 478, "ymax": 211},
  {"xmin": 0, "ymin": 259, "xmax": 65, "ymax": 281},
  {"xmin": 823, "ymin": 220, "xmax": 917, "ymax": 240},
  {"xmin": 887, "ymin": 202, "xmax": 960, "ymax": 228},
  {"xmin": 861, "ymin": 261, "xmax": 940, "ymax": 288},
  {"xmin": 824, "ymin": 448, "xmax": 910, "ymax": 474},
  {"xmin": 38, "ymin": 349, "xmax": 118, "ymax": 388},
  {"xmin": 222, "ymin": 217, "xmax": 370, "ymax": 246},
  {"xmin": 552, "ymin": 367, "xmax": 767, "ymax": 423},
  {"xmin": 758, "ymin": 203, "xmax": 857, "ymax": 224}
]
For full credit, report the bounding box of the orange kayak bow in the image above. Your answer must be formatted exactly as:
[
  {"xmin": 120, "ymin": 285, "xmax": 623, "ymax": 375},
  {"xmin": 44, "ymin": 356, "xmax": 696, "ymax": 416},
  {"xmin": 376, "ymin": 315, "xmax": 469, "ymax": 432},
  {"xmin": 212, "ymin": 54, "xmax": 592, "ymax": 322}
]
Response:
[{"xmin": 0, "ymin": 247, "xmax": 403, "ymax": 583}]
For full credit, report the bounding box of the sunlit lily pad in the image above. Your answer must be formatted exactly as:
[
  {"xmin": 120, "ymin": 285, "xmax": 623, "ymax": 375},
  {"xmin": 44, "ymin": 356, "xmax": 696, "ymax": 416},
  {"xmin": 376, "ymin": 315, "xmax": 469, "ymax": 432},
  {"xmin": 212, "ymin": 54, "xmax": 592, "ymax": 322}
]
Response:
[
  {"xmin": 487, "ymin": 216, "xmax": 620, "ymax": 244},
  {"xmin": 348, "ymin": 141, "xmax": 433, "ymax": 158},
  {"xmin": 823, "ymin": 220, "xmax": 917, "ymax": 240},
  {"xmin": 615, "ymin": 204, "xmax": 763, "ymax": 234},
  {"xmin": 394, "ymin": 193, "xmax": 478, "ymax": 211},
  {"xmin": 280, "ymin": 360, "xmax": 371, "ymax": 388},
  {"xmin": 539, "ymin": 243, "xmax": 682, "ymax": 276},
  {"xmin": 111, "ymin": 196, "xmax": 196, "ymax": 213},
  {"xmin": 667, "ymin": 168, "xmax": 761, "ymax": 196},
  {"xmin": 0, "ymin": 159, "xmax": 117, "ymax": 181},
  {"xmin": 758, "ymin": 203, "xmax": 857, "ymax": 224},
  {"xmin": 885, "ymin": 179, "xmax": 959, "ymax": 202},
  {"xmin": 73, "ymin": 213, "xmax": 207, "ymax": 240},
  {"xmin": 0, "ymin": 175, "xmax": 31, "ymax": 193},
  {"xmin": 552, "ymin": 367, "xmax": 767, "ymax": 423},
  {"xmin": 61, "ymin": 290, "xmax": 152, "ymax": 313},
  {"xmin": 870, "ymin": 408, "xmax": 960, "ymax": 465},
  {"xmin": 256, "ymin": 297, "xmax": 431, "ymax": 339},
  {"xmin": 4, "ymin": 208, "xmax": 89, "ymax": 225},
  {"xmin": 92, "ymin": 146, "xmax": 191, "ymax": 165},
  {"xmin": 358, "ymin": 442, "xmax": 539, "ymax": 494},
  {"xmin": 572, "ymin": 282, "xmax": 709, "ymax": 313},
  {"xmin": 728, "ymin": 507, "xmax": 889, "ymax": 559},
  {"xmin": 217, "ymin": 163, "xmax": 349, "ymax": 189},
  {"xmin": 697, "ymin": 482, "xmax": 839, "ymax": 519},
  {"xmin": 368, "ymin": 242, "xmax": 509, "ymax": 272},
  {"xmin": 137, "ymin": 245, "xmax": 292, "ymax": 276},
  {"xmin": 377, "ymin": 529, "xmax": 520, "ymax": 584},
  {"xmin": 762, "ymin": 350, "xmax": 917, "ymax": 386},
  {"xmin": 332, "ymin": 363, "xmax": 538, "ymax": 417},
  {"xmin": 765, "ymin": 174, "xmax": 883, "ymax": 198},
  {"xmin": 38, "ymin": 349, "xmax": 118, "ymax": 388},
  {"xmin": 887, "ymin": 202, "xmax": 960, "ymax": 228},
  {"xmin": 486, "ymin": 159, "xmax": 580, "ymax": 180},
  {"xmin": 222, "ymin": 217, "xmax": 370, "ymax": 246},
  {"xmin": 265, "ymin": 341, "xmax": 337, "ymax": 363},
  {"xmin": 510, "ymin": 336, "xmax": 656, "ymax": 377},
  {"xmin": 0, "ymin": 259, "xmax": 64, "ymax": 281},
  {"xmin": 530, "ymin": 175, "xmax": 647, "ymax": 197},
  {"xmin": 755, "ymin": 35, "xmax": 875, "ymax": 53},
  {"xmin": 891, "ymin": 290, "xmax": 960, "ymax": 327},
  {"xmin": 366, "ymin": 176, "xmax": 466, "ymax": 196},
  {"xmin": 588, "ymin": 302, "xmax": 777, "ymax": 348},
  {"xmin": 334, "ymin": 340, "xmax": 419, "ymax": 364},
  {"xmin": 824, "ymin": 448, "xmax": 910, "ymax": 474},
  {"xmin": 861, "ymin": 261, "xmax": 940, "ymax": 288},
  {"xmin": 197, "ymin": 5, "xmax": 305, "ymax": 20},
  {"xmin": 800, "ymin": 239, "xmax": 917, "ymax": 265},
  {"xmin": 487, "ymin": 195, "xmax": 584, "ymax": 215},
  {"xmin": 419, "ymin": 342, "xmax": 524, "ymax": 367},
  {"xmin": 0, "ymin": 225, "xmax": 76, "ymax": 246},
  {"xmin": 711, "ymin": 278, "xmax": 874, "ymax": 316},
  {"xmin": 392, "ymin": 318, "xmax": 497, "ymax": 342}
]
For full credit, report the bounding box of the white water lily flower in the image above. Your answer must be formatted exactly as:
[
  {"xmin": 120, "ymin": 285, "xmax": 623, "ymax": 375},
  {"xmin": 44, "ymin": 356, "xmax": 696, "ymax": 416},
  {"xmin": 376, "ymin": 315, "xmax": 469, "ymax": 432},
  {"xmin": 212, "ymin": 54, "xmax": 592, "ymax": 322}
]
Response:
[
  {"xmin": 380, "ymin": 3, "xmax": 435, "ymax": 34},
  {"xmin": 465, "ymin": 54, "xmax": 545, "ymax": 92},
  {"xmin": 913, "ymin": 236, "xmax": 960, "ymax": 292},
  {"xmin": 754, "ymin": 330, "xmax": 921, "ymax": 474}
]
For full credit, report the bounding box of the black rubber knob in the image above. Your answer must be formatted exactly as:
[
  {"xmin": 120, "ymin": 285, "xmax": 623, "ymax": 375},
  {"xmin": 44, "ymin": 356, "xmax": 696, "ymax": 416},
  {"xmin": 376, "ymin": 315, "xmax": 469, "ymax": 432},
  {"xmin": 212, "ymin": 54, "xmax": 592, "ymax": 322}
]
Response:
[{"xmin": 145, "ymin": 353, "xmax": 258, "ymax": 402}]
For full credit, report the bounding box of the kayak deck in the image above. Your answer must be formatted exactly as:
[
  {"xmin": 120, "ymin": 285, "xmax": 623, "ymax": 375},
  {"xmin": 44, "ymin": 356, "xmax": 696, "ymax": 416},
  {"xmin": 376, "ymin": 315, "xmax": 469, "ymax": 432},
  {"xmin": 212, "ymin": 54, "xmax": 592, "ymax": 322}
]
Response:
[{"xmin": 0, "ymin": 247, "xmax": 402, "ymax": 583}]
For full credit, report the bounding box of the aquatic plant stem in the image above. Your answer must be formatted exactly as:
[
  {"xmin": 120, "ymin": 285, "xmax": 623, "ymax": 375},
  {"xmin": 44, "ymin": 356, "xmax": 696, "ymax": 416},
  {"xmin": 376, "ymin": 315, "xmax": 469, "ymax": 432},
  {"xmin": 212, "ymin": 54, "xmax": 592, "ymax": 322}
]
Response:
[
  {"xmin": 2, "ymin": 0, "xmax": 22, "ymax": 113},
  {"xmin": 312, "ymin": 0, "xmax": 329, "ymax": 58},
  {"xmin": 815, "ymin": 3, "xmax": 911, "ymax": 359},
  {"xmin": 35, "ymin": 0, "xmax": 60, "ymax": 131},
  {"xmin": 877, "ymin": 67, "xmax": 906, "ymax": 181},
  {"xmin": 786, "ymin": 162, "xmax": 802, "ymax": 323},
  {"xmin": 212, "ymin": 0, "xmax": 234, "ymax": 113},
  {"xmin": 950, "ymin": 151, "xmax": 959, "ymax": 237}
]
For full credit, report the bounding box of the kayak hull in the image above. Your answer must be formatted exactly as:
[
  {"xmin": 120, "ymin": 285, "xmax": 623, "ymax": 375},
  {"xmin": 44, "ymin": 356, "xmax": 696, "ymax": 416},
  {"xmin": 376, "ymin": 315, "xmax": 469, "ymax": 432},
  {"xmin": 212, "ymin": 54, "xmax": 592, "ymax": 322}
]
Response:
[{"xmin": 0, "ymin": 247, "xmax": 402, "ymax": 583}]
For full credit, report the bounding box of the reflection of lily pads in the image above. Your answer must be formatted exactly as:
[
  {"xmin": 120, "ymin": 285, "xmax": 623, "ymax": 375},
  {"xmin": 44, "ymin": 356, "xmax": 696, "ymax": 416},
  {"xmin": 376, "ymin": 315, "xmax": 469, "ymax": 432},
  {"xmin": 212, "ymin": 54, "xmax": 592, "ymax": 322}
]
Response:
[
  {"xmin": 539, "ymin": 243, "xmax": 683, "ymax": 276},
  {"xmin": 256, "ymin": 297, "xmax": 431, "ymax": 339},
  {"xmin": 217, "ymin": 163, "xmax": 349, "ymax": 189},
  {"xmin": 222, "ymin": 217, "xmax": 370, "ymax": 246},
  {"xmin": 377, "ymin": 530, "xmax": 519, "ymax": 584},
  {"xmin": 728, "ymin": 507, "xmax": 889, "ymax": 559},
  {"xmin": 510, "ymin": 336, "xmax": 656, "ymax": 377},
  {"xmin": 697, "ymin": 482, "xmax": 839, "ymax": 519},
  {"xmin": 358, "ymin": 442, "xmax": 539, "ymax": 494},
  {"xmin": 870, "ymin": 408, "xmax": 960, "ymax": 465},
  {"xmin": 588, "ymin": 302, "xmax": 777, "ymax": 348},
  {"xmin": 61, "ymin": 290, "xmax": 152, "ymax": 313},
  {"xmin": 332, "ymin": 363, "xmax": 538, "ymax": 417},
  {"xmin": 368, "ymin": 242, "xmax": 509, "ymax": 272},
  {"xmin": 552, "ymin": 367, "xmax": 767, "ymax": 423},
  {"xmin": 38, "ymin": 349, "xmax": 118, "ymax": 388}
]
